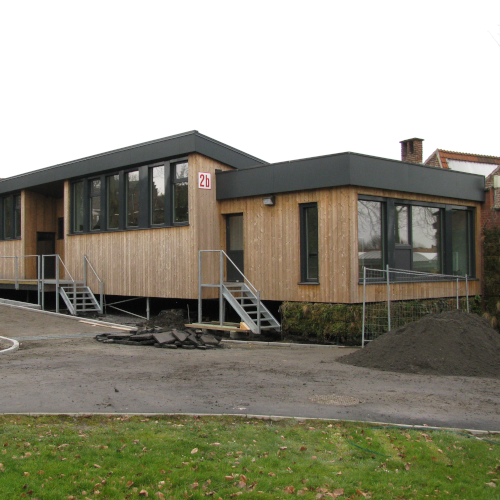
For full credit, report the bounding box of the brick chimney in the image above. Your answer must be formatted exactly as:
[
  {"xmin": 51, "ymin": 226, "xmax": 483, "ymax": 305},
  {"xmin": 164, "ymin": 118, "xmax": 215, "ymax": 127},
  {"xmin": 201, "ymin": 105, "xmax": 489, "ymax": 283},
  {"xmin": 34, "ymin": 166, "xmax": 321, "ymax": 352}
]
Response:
[{"xmin": 400, "ymin": 138, "xmax": 424, "ymax": 163}]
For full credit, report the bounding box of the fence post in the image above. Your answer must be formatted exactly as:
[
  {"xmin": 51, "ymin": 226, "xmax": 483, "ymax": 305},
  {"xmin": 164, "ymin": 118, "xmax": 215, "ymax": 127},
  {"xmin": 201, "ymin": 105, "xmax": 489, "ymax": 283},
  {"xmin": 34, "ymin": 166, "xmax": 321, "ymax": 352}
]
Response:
[
  {"xmin": 55, "ymin": 256, "xmax": 60, "ymax": 314},
  {"xmin": 456, "ymin": 277, "xmax": 459, "ymax": 310},
  {"xmin": 362, "ymin": 266, "xmax": 366, "ymax": 348},
  {"xmin": 198, "ymin": 251, "xmax": 202, "ymax": 324},
  {"xmin": 41, "ymin": 256, "xmax": 45, "ymax": 311},
  {"xmin": 14, "ymin": 256, "xmax": 18, "ymax": 290},
  {"xmin": 466, "ymin": 275, "xmax": 469, "ymax": 313},
  {"xmin": 386, "ymin": 265, "xmax": 391, "ymax": 332},
  {"xmin": 83, "ymin": 255, "xmax": 87, "ymax": 287},
  {"xmin": 219, "ymin": 251, "xmax": 224, "ymax": 326},
  {"xmin": 37, "ymin": 256, "xmax": 41, "ymax": 307},
  {"xmin": 100, "ymin": 281, "xmax": 104, "ymax": 313}
]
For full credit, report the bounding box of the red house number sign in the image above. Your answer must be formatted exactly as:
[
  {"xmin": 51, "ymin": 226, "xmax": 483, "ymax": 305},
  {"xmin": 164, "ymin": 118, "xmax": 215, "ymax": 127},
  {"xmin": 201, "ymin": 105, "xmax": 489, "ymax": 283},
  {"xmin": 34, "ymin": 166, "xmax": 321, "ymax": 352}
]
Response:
[{"xmin": 198, "ymin": 172, "xmax": 211, "ymax": 189}]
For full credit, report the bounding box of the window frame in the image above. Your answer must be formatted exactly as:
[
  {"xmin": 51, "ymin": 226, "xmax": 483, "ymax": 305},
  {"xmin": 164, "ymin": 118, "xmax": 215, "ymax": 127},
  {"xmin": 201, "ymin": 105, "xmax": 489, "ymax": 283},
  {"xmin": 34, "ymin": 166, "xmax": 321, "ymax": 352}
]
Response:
[
  {"xmin": 299, "ymin": 202, "xmax": 319, "ymax": 284},
  {"xmin": 0, "ymin": 193, "xmax": 22, "ymax": 241},
  {"xmin": 171, "ymin": 160, "xmax": 189, "ymax": 226},
  {"xmin": 358, "ymin": 195, "xmax": 475, "ymax": 281},
  {"xmin": 69, "ymin": 157, "xmax": 188, "ymax": 235}
]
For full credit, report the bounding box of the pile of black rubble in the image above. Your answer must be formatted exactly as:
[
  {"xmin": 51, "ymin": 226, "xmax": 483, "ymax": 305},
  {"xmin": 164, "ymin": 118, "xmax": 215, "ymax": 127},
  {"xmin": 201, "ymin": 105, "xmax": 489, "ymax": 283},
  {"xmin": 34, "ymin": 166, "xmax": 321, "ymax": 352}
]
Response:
[{"xmin": 95, "ymin": 326, "xmax": 223, "ymax": 350}]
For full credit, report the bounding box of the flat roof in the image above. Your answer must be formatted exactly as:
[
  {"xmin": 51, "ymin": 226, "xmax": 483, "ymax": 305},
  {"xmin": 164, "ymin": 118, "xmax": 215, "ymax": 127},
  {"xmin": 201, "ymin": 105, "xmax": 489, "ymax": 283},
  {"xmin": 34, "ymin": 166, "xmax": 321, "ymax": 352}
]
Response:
[
  {"xmin": 0, "ymin": 131, "xmax": 267, "ymax": 195},
  {"xmin": 216, "ymin": 152, "xmax": 485, "ymax": 202}
]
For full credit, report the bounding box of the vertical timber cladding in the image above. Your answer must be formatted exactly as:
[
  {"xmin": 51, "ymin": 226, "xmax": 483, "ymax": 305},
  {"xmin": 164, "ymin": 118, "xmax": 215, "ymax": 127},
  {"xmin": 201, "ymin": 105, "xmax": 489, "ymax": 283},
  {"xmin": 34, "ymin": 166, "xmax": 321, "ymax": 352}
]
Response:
[
  {"xmin": 218, "ymin": 186, "xmax": 482, "ymax": 304},
  {"xmin": 355, "ymin": 186, "xmax": 482, "ymax": 303},
  {"xmin": 63, "ymin": 154, "xmax": 233, "ymax": 299},
  {"xmin": 218, "ymin": 187, "xmax": 359, "ymax": 303}
]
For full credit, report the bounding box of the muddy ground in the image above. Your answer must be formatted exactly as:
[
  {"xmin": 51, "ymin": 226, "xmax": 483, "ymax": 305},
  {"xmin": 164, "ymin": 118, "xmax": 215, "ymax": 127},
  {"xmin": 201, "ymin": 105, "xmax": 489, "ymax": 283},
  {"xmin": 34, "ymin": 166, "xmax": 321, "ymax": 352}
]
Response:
[{"xmin": 0, "ymin": 305, "xmax": 499, "ymax": 431}]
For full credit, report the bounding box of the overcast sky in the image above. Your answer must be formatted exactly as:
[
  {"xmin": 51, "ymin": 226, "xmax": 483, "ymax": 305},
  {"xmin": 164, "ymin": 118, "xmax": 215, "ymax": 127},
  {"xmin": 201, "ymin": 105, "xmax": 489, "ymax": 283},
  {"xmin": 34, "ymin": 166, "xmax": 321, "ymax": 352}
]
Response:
[{"xmin": 0, "ymin": 0, "xmax": 499, "ymax": 179}]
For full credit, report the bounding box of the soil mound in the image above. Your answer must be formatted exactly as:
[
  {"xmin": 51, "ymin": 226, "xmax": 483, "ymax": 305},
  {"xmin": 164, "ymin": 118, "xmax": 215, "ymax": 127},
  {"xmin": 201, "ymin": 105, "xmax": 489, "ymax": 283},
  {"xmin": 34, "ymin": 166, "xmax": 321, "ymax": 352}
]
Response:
[{"xmin": 338, "ymin": 310, "xmax": 500, "ymax": 378}]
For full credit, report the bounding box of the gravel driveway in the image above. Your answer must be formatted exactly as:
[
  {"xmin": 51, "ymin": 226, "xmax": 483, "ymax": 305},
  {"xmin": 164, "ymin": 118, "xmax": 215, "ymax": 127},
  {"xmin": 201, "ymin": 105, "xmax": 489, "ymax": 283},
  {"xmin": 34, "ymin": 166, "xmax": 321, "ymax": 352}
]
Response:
[{"xmin": 1, "ymin": 304, "xmax": 499, "ymax": 431}]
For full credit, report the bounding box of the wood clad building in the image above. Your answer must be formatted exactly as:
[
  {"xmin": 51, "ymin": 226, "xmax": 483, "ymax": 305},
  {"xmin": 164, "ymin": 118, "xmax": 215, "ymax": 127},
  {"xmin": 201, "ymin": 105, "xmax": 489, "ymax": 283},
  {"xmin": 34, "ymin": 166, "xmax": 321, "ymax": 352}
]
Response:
[{"xmin": 0, "ymin": 131, "xmax": 485, "ymax": 312}]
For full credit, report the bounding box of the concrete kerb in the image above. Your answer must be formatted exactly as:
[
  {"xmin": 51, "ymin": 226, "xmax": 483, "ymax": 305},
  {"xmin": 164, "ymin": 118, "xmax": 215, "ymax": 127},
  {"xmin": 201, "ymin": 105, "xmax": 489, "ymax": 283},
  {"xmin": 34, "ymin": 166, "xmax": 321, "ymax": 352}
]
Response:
[
  {"xmin": 1, "ymin": 412, "xmax": 498, "ymax": 435},
  {"xmin": 0, "ymin": 335, "xmax": 19, "ymax": 355}
]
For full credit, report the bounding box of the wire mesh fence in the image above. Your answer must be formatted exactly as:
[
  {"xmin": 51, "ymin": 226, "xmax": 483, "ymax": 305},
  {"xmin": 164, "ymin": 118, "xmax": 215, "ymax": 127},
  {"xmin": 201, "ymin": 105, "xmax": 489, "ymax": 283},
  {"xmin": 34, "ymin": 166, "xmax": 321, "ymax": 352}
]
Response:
[{"xmin": 362, "ymin": 266, "xmax": 470, "ymax": 346}]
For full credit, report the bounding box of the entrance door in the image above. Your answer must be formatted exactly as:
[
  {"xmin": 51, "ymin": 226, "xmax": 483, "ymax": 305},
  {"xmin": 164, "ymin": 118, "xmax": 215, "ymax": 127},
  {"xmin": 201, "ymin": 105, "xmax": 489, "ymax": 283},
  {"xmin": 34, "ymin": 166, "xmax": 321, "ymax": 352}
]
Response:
[
  {"xmin": 226, "ymin": 214, "xmax": 244, "ymax": 281},
  {"xmin": 37, "ymin": 232, "xmax": 56, "ymax": 279}
]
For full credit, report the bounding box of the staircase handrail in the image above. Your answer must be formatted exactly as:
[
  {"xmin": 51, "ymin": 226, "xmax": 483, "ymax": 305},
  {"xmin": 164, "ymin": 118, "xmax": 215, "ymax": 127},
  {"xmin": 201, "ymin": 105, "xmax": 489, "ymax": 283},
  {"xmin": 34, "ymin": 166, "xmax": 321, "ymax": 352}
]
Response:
[{"xmin": 83, "ymin": 254, "xmax": 104, "ymax": 312}]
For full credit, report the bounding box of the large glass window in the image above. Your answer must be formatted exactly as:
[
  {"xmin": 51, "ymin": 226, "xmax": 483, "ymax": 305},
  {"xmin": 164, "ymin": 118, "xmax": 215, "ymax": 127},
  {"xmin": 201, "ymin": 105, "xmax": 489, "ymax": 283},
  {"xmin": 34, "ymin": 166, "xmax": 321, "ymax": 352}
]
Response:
[
  {"xmin": 358, "ymin": 200, "xmax": 383, "ymax": 275},
  {"xmin": 14, "ymin": 195, "xmax": 21, "ymax": 239},
  {"xmin": 300, "ymin": 203, "xmax": 319, "ymax": 282},
  {"xmin": 151, "ymin": 165, "xmax": 165, "ymax": 225},
  {"xmin": 452, "ymin": 210, "xmax": 470, "ymax": 276},
  {"xmin": 107, "ymin": 174, "xmax": 120, "ymax": 229},
  {"xmin": 412, "ymin": 206, "xmax": 441, "ymax": 273},
  {"xmin": 172, "ymin": 162, "xmax": 188, "ymax": 224},
  {"xmin": 73, "ymin": 181, "xmax": 84, "ymax": 232},
  {"xmin": 126, "ymin": 170, "xmax": 139, "ymax": 227},
  {"xmin": 90, "ymin": 179, "xmax": 101, "ymax": 231},
  {"xmin": 4, "ymin": 197, "xmax": 12, "ymax": 239},
  {"xmin": 395, "ymin": 204, "xmax": 409, "ymax": 245}
]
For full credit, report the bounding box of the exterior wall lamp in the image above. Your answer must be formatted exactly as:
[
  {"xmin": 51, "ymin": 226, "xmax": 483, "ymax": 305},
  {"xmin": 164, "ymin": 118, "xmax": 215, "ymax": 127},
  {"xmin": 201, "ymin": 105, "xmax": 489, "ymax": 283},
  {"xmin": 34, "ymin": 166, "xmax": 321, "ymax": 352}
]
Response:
[{"xmin": 263, "ymin": 195, "xmax": 275, "ymax": 206}]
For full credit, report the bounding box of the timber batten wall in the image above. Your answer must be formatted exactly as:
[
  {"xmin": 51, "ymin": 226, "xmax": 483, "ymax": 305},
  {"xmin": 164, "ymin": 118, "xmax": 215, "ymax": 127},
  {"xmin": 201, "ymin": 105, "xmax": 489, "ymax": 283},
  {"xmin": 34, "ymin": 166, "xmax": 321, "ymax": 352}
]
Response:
[
  {"xmin": 218, "ymin": 186, "xmax": 481, "ymax": 304},
  {"xmin": 63, "ymin": 154, "xmax": 232, "ymax": 298}
]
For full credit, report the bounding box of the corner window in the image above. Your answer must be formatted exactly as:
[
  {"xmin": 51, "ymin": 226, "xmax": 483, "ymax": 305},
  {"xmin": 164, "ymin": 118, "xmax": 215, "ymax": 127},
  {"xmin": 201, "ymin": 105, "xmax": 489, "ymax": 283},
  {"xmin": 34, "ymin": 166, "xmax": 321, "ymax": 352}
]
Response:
[
  {"xmin": 3, "ymin": 197, "xmax": 12, "ymax": 239},
  {"xmin": 14, "ymin": 195, "xmax": 21, "ymax": 239},
  {"xmin": 412, "ymin": 205, "xmax": 441, "ymax": 273},
  {"xmin": 358, "ymin": 195, "xmax": 473, "ymax": 279},
  {"xmin": 172, "ymin": 161, "xmax": 188, "ymax": 224},
  {"xmin": 107, "ymin": 174, "xmax": 120, "ymax": 229},
  {"xmin": 126, "ymin": 170, "xmax": 139, "ymax": 228},
  {"xmin": 300, "ymin": 203, "xmax": 319, "ymax": 282},
  {"xmin": 452, "ymin": 209, "xmax": 471, "ymax": 276},
  {"xmin": 73, "ymin": 181, "xmax": 84, "ymax": 232},
  {"xmin": 358, "ymin": 200, "xmax": 384, "ymax": 276},
  {"xmin": 150, "ymin": 165, "xmax": 165, "ymax": 225},
  {"xmin": 89, "ymin": 179, "xmax": 101, "ymax": 231}
]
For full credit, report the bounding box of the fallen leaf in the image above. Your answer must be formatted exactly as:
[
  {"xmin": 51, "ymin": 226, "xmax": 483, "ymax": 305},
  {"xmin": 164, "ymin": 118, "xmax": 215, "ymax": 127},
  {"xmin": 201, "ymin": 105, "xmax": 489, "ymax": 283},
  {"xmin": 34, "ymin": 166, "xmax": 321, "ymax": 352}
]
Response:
[
  {"xmin": 191, "ymin": 448, "xmax": 199, "ymax": 454},
  {"xmin": 126, "ymin": 481, "xmax": 134, "ymax": 488},
  {"xmin": 155, "ymin": 493, "xmax": 165, "ymax": 499},
  {"xmin": 300, "ymin": 446, "xmax": 307, "ymax": 451},
  {"xmin": 139, "ymin": 490, "xmax": 148, "ymax": 497},
  {"xmin": 23, "ymin": 472, "xmax": 29, "ymax": 477},
  {"xmin": 280, "ymin": 447, "xmax": 288, "ymax": 450},
  {"xmin": 210, "ymin": 443, "xmax": 220, "ymax": 446},
  {"xmin": 405, "ymin": 463, "xmax": 410, "ymax": 471},
  {"xmin": 190, "ymin": 482, "xmax": 199, "ymax": 489},
  {"xmin": 311, "ymin": 456, "xmax": 317, "ymax": 460},
  {"xmin": 268, "ymin": 472, "xmax": 276, "ymax": 477},
  {"xmin": 230, "ymin": 493, "xmax": 243, "ymax": 497},
  {"xmin": 284, "ymin": 485, "xmax": 295, "ymax": 494},
  {"xmin": 333, "ymin": 489, "xmax": 344, "ymax": 497},
  {"xmin": 225, "ymin": 475, "xmax": 234, "ymax": 481},
  {"xmin": 93, "ymin": 464, "xmax": 101, "ymax": 468},
  {"xmin": 485, "ymin": 482, "xmax": 497, "ymax": 488}
]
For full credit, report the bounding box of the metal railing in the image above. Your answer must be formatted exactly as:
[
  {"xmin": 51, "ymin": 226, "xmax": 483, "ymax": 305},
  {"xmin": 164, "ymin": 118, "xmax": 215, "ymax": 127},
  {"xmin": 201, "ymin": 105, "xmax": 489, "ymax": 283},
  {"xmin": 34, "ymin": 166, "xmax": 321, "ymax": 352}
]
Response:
[
  {"xmin": 362, "ymin": 265, "xmax": 470, "ymax": 346},
  {"xmin": 0, "ymin": 254, "xmax": 41, "ymax": 304},
  {"xmin": 198, "ymin": 250, "xmax": 261, "ymax": 331},
  {"xmin": 84, "ymin": 254, "xmax": 104, "ymax": 312},
  {"xmin": 41, "ymin": 254, "xmax": 76, "ymax": 313}
]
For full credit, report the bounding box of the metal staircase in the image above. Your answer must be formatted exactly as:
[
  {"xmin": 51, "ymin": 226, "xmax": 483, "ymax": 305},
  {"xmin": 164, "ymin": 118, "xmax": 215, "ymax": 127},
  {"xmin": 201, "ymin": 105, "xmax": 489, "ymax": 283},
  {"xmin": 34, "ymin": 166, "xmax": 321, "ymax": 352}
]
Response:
[
  {"xmin": 40, "ymin": 254, "xmax": 104, "ymax": 316},
  {"xmin": 59, "ymin": 283, "xmax": 102, "ymax": 315},
  {"xmin": 198, "ymin": 250, "xmax": 280, "ymax": 334},
  {"xmin": 222, "ymin": 283, "xmax": 280, "ymax": 332}
]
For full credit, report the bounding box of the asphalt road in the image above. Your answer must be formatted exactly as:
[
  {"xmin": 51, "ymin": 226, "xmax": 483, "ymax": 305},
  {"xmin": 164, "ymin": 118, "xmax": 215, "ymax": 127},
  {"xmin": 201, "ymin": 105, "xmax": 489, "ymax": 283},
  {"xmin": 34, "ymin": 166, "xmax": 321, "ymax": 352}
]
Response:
[{"xmin": 1, "ymin": 305, "xmax": 499, "ymax": 431}]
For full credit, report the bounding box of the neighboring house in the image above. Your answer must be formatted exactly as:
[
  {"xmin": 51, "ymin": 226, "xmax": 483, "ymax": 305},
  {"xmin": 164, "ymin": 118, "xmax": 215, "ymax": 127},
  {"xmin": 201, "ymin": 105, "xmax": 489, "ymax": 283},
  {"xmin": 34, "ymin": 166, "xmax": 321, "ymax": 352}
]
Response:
[
  {"xmin": 423, "ymin": 146, "xmax": 500, "ymax": 230},
  {"xmin": 0, "ymin": 132, "xmax": 485, "ymax": 331}
]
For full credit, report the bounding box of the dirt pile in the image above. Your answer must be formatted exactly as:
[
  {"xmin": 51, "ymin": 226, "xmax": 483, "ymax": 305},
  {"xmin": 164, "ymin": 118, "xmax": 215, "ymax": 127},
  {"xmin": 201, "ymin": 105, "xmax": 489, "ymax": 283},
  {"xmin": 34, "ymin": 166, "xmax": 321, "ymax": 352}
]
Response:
[
  {"xmin": 338, "ymin": 310, "xmax": 500, "ymax": 378},
  {"xmin": 143, "ymin": 309, "xmax": 187, "ymax": 330}
]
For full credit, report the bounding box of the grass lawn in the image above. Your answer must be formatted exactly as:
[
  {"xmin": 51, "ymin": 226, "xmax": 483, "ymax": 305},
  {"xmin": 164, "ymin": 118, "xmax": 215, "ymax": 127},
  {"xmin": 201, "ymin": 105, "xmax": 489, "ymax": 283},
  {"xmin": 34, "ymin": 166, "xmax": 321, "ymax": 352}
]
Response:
[{"xmin": 0, "ymin": 415, "xmax": 498, "ymax": 499}]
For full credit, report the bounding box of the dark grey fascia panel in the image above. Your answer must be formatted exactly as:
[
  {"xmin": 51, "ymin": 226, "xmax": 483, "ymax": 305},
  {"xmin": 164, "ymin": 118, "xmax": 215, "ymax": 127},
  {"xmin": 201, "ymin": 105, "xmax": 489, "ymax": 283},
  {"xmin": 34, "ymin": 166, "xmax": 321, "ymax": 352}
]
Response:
[
  {"xmin": 349, "ymin": 154, "xmax": 485, "ymax": 201},
  {"xmin": 217, "ymin": 152, "xmax": 485, "ymax": 202},
  {"xmin": 194, "ymin": 134, "xmax": 267, "ymax": 169},
  {"xmin": 0, "ymin": 131, "xmax": 267, "ymax": 196}
]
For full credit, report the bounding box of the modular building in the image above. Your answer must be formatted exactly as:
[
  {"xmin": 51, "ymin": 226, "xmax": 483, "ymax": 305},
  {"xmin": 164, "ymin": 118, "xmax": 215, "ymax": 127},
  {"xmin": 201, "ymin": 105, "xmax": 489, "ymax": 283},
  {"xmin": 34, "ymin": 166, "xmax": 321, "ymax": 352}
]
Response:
[{"xmin": 0, "ymin": 131, "xmax": 484, "ymax": 332}]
